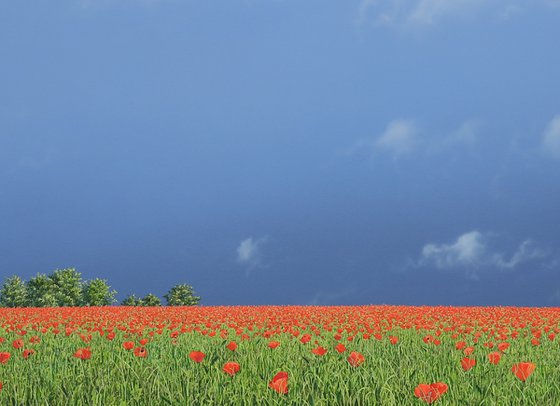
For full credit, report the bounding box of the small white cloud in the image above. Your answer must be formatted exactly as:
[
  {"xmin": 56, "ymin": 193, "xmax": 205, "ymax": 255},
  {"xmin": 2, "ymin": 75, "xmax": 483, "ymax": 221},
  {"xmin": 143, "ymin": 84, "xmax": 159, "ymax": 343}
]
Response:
[
  {"xmin": 419, "ymin": 231, "xmax": 549, "ymax": 279},
  {"xmin": 421, "ymin": 231, "xmax": 486, "ymax": 270},
  {"xmin": 445, "ymin": 119, "xmax": 480, "ymax": 147},
  {"xmin": 357, "ymin": 0, "xmax": 560, "ymax": 28},
  {"xmin": 236, "ymin": 236, "xmax": 267, "ymax": 274},
  {"xmin": 542, "ymin": 114, "xmax": 560, "ymax": 158},
  {"xmin": 374, "ymin": 119, "xmax": 419, "ymax": 157}
]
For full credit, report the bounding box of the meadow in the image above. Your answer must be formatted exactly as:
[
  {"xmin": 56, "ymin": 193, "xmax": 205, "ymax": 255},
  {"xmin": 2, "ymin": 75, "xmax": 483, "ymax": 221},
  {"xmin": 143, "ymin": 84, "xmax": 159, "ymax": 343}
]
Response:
[{"xmin": 0, "ymin": 305, "xmax": 558, "ymax": 405}]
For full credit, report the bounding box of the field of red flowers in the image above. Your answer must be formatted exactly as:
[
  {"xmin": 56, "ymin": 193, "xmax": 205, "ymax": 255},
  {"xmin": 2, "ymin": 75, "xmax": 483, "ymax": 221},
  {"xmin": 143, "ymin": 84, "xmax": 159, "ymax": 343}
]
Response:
[{"xmin": 0, "ymin": 305, "xmax": 558, "ymax": 404}]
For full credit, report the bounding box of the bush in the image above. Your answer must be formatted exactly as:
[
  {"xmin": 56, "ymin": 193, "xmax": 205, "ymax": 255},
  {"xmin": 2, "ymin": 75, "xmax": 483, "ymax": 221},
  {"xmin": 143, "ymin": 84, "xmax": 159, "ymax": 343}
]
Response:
[{"xmin": 164, "ymin": 284, "xmax": 200, "ymax": 306}]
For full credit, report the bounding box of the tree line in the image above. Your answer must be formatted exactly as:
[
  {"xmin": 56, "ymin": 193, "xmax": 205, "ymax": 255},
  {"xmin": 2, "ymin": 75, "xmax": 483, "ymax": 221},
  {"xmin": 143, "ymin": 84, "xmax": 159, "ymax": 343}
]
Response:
[{"xmin": 0, "ymin": 268, "xmax": 200, "ymax": 307}]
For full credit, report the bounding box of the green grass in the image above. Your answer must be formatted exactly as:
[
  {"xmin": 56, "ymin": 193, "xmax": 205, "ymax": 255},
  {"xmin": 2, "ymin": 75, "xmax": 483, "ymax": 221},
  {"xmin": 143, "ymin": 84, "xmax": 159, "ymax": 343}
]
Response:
[{"xmin": 0, "ymin": 306, "xmax": 558, "ymax": 405}]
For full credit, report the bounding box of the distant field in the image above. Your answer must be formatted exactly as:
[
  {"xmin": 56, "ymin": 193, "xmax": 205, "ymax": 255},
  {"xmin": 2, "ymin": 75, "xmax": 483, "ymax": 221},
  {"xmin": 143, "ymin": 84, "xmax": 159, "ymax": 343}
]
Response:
[{"xmin": 0, "ymin": 305, "xmax": 558, "ymax": 405}]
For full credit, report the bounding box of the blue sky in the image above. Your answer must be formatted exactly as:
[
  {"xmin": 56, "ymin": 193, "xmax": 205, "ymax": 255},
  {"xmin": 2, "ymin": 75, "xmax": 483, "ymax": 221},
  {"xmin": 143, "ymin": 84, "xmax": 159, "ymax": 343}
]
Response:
[{"xmin": 1, "ymin": 0, "xmax": 559, "ymax": 306}]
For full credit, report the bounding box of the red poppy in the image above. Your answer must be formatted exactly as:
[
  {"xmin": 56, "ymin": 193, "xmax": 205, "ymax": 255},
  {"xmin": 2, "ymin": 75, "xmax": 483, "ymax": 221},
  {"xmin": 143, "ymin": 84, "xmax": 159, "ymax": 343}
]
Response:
[
  {"xmin": 497, "ymin": 342, "xmax": 510, "ymax": 352},
  {"xmin": 347, "ymin": 351, "xmax": 365, "ymax": 367},
  {"xmin": 461, "ymin": 357, "xmax": 476, "ymax": 371},
  {"xmin": 73, "ymin": 347, "xmax": 92, "ymax": 360},
  {"xmin": 414, "ymin": 382, "xmax": 448, "ymax": 404},
  {"xmin": 512, "ymin": 362, "xmax": 536, "ymax": 382},
  {"xmin": 223, "ymin": 361, "xmax": 241, "ymax": 376},
  {"xmin": 311, "ymin": 346, "xmax": 327, "ymax": 356},
  {"xmin": 268, "ymin": 341, "xmax": 280, "ymax": 349},
  {"xmin": 463, "ymin": 346, "xmax": 474, "ymax": 356},
  {"xmin": 300, "ymin": 334, "xmax": 312, "ymax": 344},
  {"xmin": 23, "ymin": 349, "xmax": 35, "ymax": 359},
  {"xmin": 226, "ymin": 341, "xmax": 238, "ymax": 351},
  {"xmin": 189, "ymin": 351, "xmax": 205, "ymax": 363},
  {"xmin": 0, "ymin": 352, "xmax": 11, "ymax": 364},
  {"xmin": 389, "ymin": 336, "xmax": 398, "ymax": 345},
  {"xmin": 134, "ymin": 346, "xmax": 148, "ymax": 358},
  {"xmin": 268, "ymin": 371, "xmax": 288, "ymax": 394},
  {"xmin": 488, "ymin": 352, "xmax": 501, "ymax": 365},
  {"xmin": 335, "ymin": 343, "xmax": 346, "ymax": 353},
  {"xmin": 123, "ymin": 341, "xmax": 134, "ymax": 351},
  {"xmin": 455, "ymin": 341, "xmax": 466, "ymax": 350},
  {"xmin": 12, "ymin": 339, "xmax": 23, "ymax": 349},
  {"xmin": 139, "ymin": 338, "xmax": 149, "ymax": 346}
]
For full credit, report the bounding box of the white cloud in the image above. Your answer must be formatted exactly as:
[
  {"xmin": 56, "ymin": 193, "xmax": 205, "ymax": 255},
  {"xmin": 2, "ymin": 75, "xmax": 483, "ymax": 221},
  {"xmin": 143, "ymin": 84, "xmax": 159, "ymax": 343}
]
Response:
[
  {"xmin": 358, "ymin": 0, "xmax": 560, "ymax": 27},
  {"xmin": 421, "ymin": 231, "xmax": 486, "ymax": 270},
  {"xmin": 347, "ymin": 118, "xmax": 480, "ymax": 161},
  {"xmin": 236, "ymin": 236, "xmax": 267, "ymax": 274},
  {"xmin": 358, "ymin": 0, "xmax": 486, "ymax": 27},
  {"xmin": 445, "ymin": 119, "xmax": 479, "ymax": 147},
  {"xmin": 374, "ymin": 119, "xmax": 419, "ymax": 156},
  {"xmin": 542, "ymin": 114, "xmax": 560, "ymax": 158},
  {"xmin": 419, "ymin": 231, "xmax": 549, "ymax": 279}
]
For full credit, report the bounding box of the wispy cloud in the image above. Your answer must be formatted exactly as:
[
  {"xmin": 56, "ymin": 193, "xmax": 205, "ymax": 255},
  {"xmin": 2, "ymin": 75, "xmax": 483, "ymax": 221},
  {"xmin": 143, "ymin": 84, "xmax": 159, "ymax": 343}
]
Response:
[
  {"xmin": 347, "ymin": 118, "xmax": 479, "ymax": 161},
  {"xmin": 236, "ymin": 236, "xmax": 268, "ymax": 275},
  {"xmin": 375, "ymin": 119, "xmax": 420, "ymax": 157},
  {"xmin": 542, "ymin": 114, "xmax": 560, "ymax": 159},
  {"xmin": 417, "ymin": 231, "xmax": 549, "ymax": 279},
  {"xmin": 347, "ymin": 118, "xmax": 419, "ymax": 160},
  {"xmin": 357, "ymin": 0, "xmax": 560, "ymax": 28}
]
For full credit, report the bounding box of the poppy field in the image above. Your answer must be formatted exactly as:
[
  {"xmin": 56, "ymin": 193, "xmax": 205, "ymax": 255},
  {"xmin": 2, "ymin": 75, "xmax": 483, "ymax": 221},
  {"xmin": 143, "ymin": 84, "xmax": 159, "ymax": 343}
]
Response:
[{"xmin": 0, "ymin": 305, "xmax": 558, "ymax": 405}]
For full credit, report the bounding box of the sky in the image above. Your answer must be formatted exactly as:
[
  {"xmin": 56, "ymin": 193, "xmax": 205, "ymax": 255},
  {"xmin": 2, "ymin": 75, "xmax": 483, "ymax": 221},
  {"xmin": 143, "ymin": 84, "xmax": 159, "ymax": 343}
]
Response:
[{"xmin": 1, "ymin": 0, "xmax": 559, "ymax": 306}]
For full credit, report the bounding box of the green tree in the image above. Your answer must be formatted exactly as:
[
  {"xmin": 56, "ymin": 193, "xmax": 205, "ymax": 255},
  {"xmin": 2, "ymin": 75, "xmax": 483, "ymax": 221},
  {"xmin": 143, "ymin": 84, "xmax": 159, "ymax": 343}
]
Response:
[
  {"xmin": 0, "ymin": 276, "xmax": 28, "ymax": 307},
  {"xmin": 50, "ymin": 268, "xmax": 83, "ymax": 306},
  {"xmin": 26, "ymin": 273, "xmax": 57, "ymax": 307},
  {"xmin": 82, "ymin": 278, "xmax": 117, "ymax": 306},
  {"xmin": 164, "ymin": 283, "xmax": 200, "ymax": 306},
  {"xmin": 141, "ymin": 293, "xmax": 161, "ymax": 307},
  {"xmin": 121, "ymin": 294, "xmax": 143, "ymax": 306}
]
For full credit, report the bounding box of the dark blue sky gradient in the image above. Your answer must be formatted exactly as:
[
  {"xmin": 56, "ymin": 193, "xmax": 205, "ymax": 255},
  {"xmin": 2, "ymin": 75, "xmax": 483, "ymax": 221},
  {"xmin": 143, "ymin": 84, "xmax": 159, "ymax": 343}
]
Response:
[{"xmin": 1, "ymin": 1, "xmax": 559, "ymax": 305}]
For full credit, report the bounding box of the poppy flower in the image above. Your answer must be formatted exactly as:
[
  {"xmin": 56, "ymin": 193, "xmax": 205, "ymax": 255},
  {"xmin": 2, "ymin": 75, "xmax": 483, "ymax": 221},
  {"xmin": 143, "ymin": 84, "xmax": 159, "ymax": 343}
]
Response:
[
  {"xmin": 414, "ymin": 382, "xmax": 448, "ymax": 404},
  {"xmin": 189, "ymin": 351, "xmax": 205, "ymax": 363},
  {"xmin": 461, "ymin": 357, "xmax": 476, "ymax": 371},
  {"xmin": 0, "ymin": 352, "xmax": 11, "ymax": 364},
  {"xmin": 23, "ymin": 349, "xmax": 35, "ymax": 359},
  {"xmin": 123, "ymin": 341, "xmax": 134, "ymax": 351},
  {"xmin": 300, "ymin": 334, "xmax": 312, "ymax": 344},
  {"xmin": 134, "ymin": 346, "xmax": 148, "ymax": 358},
  {"xmin": 335, "ymin": 343, "xmax": 346, "ymax": 353},
  {"xmin": 226, "ymin": 341, "xmax": 238, "ymax": 351},
  {"xmin": 223, "ymin": 361, "xmax": 240, "ymax": 376},
  {"xmin": 12, "ymin": 339, "xmax": 23, "ymax": 349},
  {"xmin": 268, "ymin": 341, "xmax": 280, "ymax": 349},
  {"xmin": 348, "ymin": 351, "xmax": 365, "ymax": 367},
  {"xmin": 139, "ymin": 338, "xmax": 149, "ymax": 346},
  {"xmin": 268, "ymin": 371, "xmax": 288, "ymax": 394},
  {"xmin": 497, "ymin": 342, "xmax": 510, "ymax": 352},
  {"xmin": 463, "ymin": 346, "xmax": 474, "ymax": 356},
  {"xmin": 488, "ymin": 352, "xmax": 501, "ymax": 365},
  {"xmin": 512, "ymin": 362, "xmax": 536, "ymax": 382},
  {"xmin": 389, "ymin": 336, "xmax": 398, "ymax": 345},
  {"xmin": 311, "ymin": 346, "xmax": 327, "ymax": 356},
  {"xmin": 73, "ymin": 347, "xmax": 92, "ymax": 360},
  {"xmin": 455, "ymin": 341, "xmax": 466, "ymax": 350}
]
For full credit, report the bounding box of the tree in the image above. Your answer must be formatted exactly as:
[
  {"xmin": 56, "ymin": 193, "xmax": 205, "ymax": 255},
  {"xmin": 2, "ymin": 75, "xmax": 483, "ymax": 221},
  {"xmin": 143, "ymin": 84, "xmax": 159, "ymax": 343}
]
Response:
[
  {"xmin": 0, "ymin": 276, "xmax": 28, "ymax": 307},
  {"xmin": 164, "ymin": 283, "xmax": 200, "ymax": 306},
  {"xmin": 121, "ymin": 294, "xmax": 143, "ymax": 306},
  {"xmin": 82, "ymin": 278, "xmax": 117, "ymax": 306},
  {"xmin": 141, "ymin": 293, "xmax": 161, "ymax": 306},
  {"xmin": 50, "ymin": 268, "xmax": 83, "ymax": 306},
  {"xmin": 26, "ymin": 273, "xmax": 57, "ymax": 307}
]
